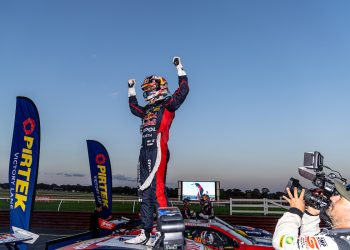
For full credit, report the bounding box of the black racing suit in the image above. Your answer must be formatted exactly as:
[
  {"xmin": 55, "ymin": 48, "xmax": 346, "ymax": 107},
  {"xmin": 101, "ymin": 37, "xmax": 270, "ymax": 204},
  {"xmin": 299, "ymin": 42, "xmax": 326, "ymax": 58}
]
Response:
[
  {"xmin": 198, "ymin": 199, "xmax": 214, "ymax": 220},
  {"xmin": 129, "ymin": 75, "xmax": 189, "ymax": 232},
  {"xmin": 182, "ymin": 204, "xmax": 192, "ymax": 219}
]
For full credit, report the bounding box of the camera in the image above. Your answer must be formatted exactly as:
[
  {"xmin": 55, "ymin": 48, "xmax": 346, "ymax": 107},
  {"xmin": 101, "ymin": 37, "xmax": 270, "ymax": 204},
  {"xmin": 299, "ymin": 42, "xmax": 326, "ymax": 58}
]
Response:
[
  {"xmin": 286, "ymin": 151, "xmax": 346, "ymax": 210},
  {"xmin": 155, "ymin": 207, "xmax": 185, "ymax": 249},
  {"xmin": 286, "ymin": 178, "xmax": 332, "ymax": 210}
]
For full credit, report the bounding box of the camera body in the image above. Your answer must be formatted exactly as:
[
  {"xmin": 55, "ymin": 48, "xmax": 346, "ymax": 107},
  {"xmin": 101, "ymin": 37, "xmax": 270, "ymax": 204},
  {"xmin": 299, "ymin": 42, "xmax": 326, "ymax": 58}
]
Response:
[
  {"xmin": 286, "ymin": 151, "xmax": 342, "ymax": 210},
  {"xmin": 286, "ymin": 177, "xmax": 332, "ymax": 210},
  {"xmin": 156, "ymin": 207, "xmax": 185, "ymax": 249}
]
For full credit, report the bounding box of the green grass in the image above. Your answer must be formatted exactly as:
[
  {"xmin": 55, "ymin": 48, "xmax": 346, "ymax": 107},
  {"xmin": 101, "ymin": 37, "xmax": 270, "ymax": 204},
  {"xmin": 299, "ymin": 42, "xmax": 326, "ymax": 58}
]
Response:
[
  {"xmin": 0, "ymin": 190, "xmax": 286, "ymax": 215},
  {"xmin": 0, "ymin": 199, "xmax": 233, "ymax": 214}
]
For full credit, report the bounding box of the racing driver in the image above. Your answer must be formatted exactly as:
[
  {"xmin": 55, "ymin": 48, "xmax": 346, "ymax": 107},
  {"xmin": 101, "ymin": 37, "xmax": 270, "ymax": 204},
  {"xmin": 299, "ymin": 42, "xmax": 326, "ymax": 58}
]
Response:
[
  {"xmin": 272, "ymin": 181, "xmax": 350, "ymax": 249},
  {"xmin": 125, "ymin": 56, "xmax": 189, "ymax": 245}
]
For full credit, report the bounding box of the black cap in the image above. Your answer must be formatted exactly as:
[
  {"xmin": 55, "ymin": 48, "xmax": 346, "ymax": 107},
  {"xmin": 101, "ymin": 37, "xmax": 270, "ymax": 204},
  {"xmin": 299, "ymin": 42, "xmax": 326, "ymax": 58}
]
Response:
[{"xmin": 335, "ymin": 180, "xmax": 350, "ymax": 202}]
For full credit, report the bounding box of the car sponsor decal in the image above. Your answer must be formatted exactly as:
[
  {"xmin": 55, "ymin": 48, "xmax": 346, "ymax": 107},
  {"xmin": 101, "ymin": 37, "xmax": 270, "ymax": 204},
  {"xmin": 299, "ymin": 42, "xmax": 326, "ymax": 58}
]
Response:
[{"xmin": 279, "ymin": 235, "xmax": 285, "ymax": 248}]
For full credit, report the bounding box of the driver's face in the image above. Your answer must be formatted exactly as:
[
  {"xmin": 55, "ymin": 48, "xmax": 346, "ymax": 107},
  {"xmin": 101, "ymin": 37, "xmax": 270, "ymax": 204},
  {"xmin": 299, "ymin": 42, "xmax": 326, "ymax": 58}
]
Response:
[{"xmin": 326, "ymin": 195, "xmax": 350, "ymax": 227}]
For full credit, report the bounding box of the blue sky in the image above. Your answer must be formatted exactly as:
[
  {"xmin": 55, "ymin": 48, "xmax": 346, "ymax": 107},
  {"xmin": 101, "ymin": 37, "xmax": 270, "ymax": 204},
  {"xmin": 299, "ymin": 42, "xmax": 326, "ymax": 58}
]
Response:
[{"xmin": 1, "ymin": 1, "xmax": 350, "ymax": 192}]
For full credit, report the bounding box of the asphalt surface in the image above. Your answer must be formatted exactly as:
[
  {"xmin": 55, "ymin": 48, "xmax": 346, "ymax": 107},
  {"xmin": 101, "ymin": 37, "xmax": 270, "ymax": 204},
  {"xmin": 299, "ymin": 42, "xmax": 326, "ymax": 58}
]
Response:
[{"xmin": 0, "ymin": 227, "xmax": 86, "ymax": 250}]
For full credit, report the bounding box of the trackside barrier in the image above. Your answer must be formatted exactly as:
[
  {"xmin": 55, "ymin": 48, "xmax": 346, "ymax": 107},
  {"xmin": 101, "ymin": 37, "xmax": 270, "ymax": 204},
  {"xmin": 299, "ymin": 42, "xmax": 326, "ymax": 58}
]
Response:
[
  {"xmin": 0, "ymin": 197, "xmax": 230, "ymax": 212},
  {"xmin": 229, "ymin": 198, "xmax": 289, "ymax": 215},
  {"xmin": 1, "ymin": 197, "xmax": 289, "ymax": 215},
  {"xmin": 44, "ymin": 198, "xmax": 141, "ymax": 212}
]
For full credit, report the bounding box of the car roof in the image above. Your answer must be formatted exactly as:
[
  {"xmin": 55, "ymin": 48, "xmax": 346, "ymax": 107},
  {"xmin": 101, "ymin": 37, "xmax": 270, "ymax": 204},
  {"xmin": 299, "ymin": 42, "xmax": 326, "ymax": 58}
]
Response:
[{"xmin": 184, "ymin": 219, "xmax": 254, "ymax": 245}]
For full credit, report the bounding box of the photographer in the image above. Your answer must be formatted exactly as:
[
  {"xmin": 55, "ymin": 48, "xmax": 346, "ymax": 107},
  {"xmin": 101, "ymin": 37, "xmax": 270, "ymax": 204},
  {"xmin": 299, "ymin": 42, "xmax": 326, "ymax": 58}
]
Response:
[
  {"xmin": 273, "ymin": 181, "xmax": 350, "ymax": 249},
  {"xmin": 181, "ymin": 198, "xmax": 192, "ymax": 219}
]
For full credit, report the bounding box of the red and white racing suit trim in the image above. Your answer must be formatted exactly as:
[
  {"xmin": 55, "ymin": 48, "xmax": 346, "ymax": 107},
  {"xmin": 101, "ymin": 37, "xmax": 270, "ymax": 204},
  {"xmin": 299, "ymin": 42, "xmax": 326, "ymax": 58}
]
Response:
[{"xmin": 273, "ymin": 211, "xmax": 339, "ymax": 249}]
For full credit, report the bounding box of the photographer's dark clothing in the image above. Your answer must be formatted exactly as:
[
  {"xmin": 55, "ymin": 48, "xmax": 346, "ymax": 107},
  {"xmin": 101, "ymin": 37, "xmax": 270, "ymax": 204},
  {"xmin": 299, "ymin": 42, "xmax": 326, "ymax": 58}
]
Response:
[
  {"xmin": 327, "ymin": 229, "xmax": 350, "ymax": 250},
  {"xmin": 90, "ymin": 210, "xmax": 102, "ymax": 238},
  {"xmin": 181, "ymin": 205, "xmax": 191, "ymax": 219},
  {"xmin": 273, "ymin": 209, "xmax": 350, "ymax": 249},
  {"xmin": 129, "ymin": 75, "xmax": 189, "ymax": 232}
]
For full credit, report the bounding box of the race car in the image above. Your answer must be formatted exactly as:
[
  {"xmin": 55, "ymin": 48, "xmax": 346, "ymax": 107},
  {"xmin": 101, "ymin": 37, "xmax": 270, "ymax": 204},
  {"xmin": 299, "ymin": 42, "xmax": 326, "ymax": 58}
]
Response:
[
  {"xmin": 183, "ymin": 217, "xmax": 273, "ymax": 250},
  {"xmin": 50, "ymin": 234, "xmax": 205, "ymax": 249},
  {"xmin": 116, "ymin": 217, "xmax": 273, "ymax": 249},
  {"xmin": 47, "ymin": 217, "xmax": 273, "ymax": 249},
  {"xmin": 0, "ymin": 226, "xmax": 39, "ymax": 246},
  {"xmin": 47, "ymin": 217, "xmax": 205, "ymax": 249},
  {"xmin": 231, "ymin": 224, "xmax": 272, "ymax": 246}
]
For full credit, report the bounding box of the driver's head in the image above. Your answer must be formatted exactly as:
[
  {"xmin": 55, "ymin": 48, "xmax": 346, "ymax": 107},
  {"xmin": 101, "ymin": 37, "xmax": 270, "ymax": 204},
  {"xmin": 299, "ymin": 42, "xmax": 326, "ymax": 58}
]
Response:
[
  {"xmin": 201, "ymin": 231, "xmax": 214, "ymax": 245},
  {"xmin": 141, "ymin": 75, "xmax": 169, "ymax": 104},
  {"xmin": 326, "ymin": 181, "xmax": 350, "ymax": 228},
  {"xmin": 183, "ymin": 198, "xmax": 190, "ymax": 205},
  {"xmin": 202, "ymin": 194, "xmax": 209, "ymax": 201}
]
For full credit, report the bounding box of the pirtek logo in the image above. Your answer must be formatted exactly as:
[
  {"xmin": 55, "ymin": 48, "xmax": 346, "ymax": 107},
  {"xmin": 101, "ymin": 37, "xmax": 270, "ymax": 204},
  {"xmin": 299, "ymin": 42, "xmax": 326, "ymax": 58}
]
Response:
[
  {"xmin": 14, "ymin": 118, "xmax": 36, "ymax": 211},
  {"xmin": 95, "ymin": 154, "xmax": 106, "ymax": 165},
  {"xmin": 23, "ymin": 118, "xmax": 36, "ymax": 135},
  {"xmin": 96, "ymin": 155, "xmax": 109, "ymax": 208}
]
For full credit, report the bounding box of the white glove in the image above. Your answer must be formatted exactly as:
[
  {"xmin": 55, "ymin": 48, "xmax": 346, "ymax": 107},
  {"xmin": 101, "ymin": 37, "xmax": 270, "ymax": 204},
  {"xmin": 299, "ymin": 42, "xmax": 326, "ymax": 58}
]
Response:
[
  {"xmin": 198, "ymin": 213, "xmax": 209, "ymax": 220},
  {"xmin": 128, "ymin": 79, "xmax": 136, "ymax": 97},
  {"xmin": 173, "ymin": 56, "xmax": 186, "ymax": 76}
]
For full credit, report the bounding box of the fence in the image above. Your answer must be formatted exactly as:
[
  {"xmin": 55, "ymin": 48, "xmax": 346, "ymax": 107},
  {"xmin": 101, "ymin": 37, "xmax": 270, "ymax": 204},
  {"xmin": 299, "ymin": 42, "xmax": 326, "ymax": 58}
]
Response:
[
  {"xmin": 1, "ymin": 197, "xmax": 289, "ymax": 215},
  {"xmin": 0, "ymin": 197, "xmax": 140, "ymax": 212},
  {"xmin": 230, "ymin": 198, "xmax": 289, "ymax": 215}
]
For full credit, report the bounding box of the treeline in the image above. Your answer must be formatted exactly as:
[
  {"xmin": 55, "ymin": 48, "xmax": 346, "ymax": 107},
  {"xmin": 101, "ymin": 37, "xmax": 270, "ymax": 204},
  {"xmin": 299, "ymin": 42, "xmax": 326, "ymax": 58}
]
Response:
[
  {"xmin": 0, "ymin": 183, "xmax": 284, "ymax": 199},
  {"xmin": 220, "ymin": 188, "xmax": 285, "ymax": 200}
]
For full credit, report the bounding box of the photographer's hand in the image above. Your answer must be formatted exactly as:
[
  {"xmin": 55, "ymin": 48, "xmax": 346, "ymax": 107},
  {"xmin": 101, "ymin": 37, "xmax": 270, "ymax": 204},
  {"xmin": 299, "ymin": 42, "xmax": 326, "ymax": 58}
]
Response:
[{"xmin": 283, "ymin": 187, "xmax": 306, "ymax": 213}]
